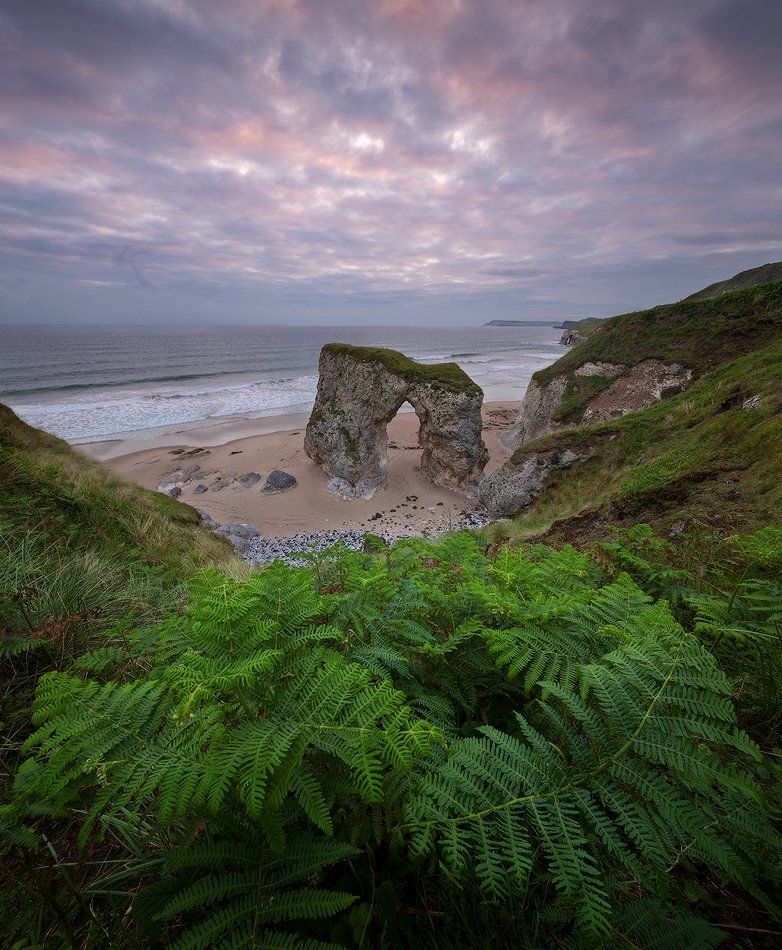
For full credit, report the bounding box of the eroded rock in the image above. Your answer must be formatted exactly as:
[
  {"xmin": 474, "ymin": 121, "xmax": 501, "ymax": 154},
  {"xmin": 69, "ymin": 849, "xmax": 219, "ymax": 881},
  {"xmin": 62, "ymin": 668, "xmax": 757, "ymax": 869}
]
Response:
[
  {"xmin": 499, "ymin": 375, "xmax": 568, "ymax": 454},
  {"xmin": 480, "ymin": 445, "xmax": 587, "ymax": 518},
  {"xmin": 236, "ymin": 472, "xmax": 262, "ymax": 488},
  {"xmin": 560, "ymin": 329, "xmax": 585, "ymax": 347},
  {"xmin": 501, "ymin": 360, "xmax": 691, "ymax": 455},
  {"xmin": 304, "ymin": 344, "xmax": 488, "ymax": 499},
  {"xmin": 581, "ymin": 361, "xmax": 691, "ymax": 424},
  {"xmin": 574, "ymin": 362, "xmax": 623, "ymax": 378}
]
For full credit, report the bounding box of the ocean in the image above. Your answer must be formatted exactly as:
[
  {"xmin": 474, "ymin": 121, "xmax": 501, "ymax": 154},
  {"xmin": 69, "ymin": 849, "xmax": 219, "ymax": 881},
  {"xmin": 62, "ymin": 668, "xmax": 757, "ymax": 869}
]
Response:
[{"xmin": 0, "ymin": 324, "xmax": 563, "ymax": 443}]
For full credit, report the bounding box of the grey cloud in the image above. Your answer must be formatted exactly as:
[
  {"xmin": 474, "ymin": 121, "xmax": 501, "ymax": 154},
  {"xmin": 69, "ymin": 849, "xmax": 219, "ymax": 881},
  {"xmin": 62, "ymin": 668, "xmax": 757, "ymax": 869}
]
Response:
[{"xmin": 0, "ymin": 0, "xmax": 780, "ymax": 325}]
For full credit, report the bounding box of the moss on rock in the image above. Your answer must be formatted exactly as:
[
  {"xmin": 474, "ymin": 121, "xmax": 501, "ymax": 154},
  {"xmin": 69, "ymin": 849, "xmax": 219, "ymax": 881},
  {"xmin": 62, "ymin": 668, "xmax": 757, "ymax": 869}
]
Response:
[{"xmin": 323, "ymin": 343, "xmax": 481, "ymax": 395}]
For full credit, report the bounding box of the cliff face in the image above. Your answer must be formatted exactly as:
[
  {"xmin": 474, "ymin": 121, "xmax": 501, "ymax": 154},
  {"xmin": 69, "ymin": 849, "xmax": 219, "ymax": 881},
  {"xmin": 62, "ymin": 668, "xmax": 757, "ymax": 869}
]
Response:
[
  {"xmin": 498, "ymin": 358, "xmax": 693, "ymax": 456},
  {"xmin": 499, "ymin": 375, "xmax": 569, "ymax": 452},
  {"xmin": 304, "ymin": 344, "xmax": 488, "ymax": 499},
  {"xmin": 487, "ymin": 280, "xmax": 782, "ymax": 523},
  {"xmin": 559, "ymin": 328, "xmax": 585, "ymax": 346}
]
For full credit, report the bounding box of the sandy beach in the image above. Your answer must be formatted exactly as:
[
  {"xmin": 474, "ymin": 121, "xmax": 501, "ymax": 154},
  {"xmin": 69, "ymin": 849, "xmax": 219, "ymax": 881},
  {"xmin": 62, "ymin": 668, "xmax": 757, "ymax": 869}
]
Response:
[{"xmin": 80, "ymin": 401, "xmax": 520, "ymax": 543}]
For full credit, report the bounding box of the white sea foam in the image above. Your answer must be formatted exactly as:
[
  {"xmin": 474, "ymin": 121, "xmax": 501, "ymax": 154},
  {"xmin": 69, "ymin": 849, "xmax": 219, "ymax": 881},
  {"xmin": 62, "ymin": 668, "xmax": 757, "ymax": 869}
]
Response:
[
  {"xmin": 12, "ymin": 374, "xmax": 320, "ymax": 441},
  {"xmin": 4, "ymin": 327, "xmax": 563, "ymax": 442}
]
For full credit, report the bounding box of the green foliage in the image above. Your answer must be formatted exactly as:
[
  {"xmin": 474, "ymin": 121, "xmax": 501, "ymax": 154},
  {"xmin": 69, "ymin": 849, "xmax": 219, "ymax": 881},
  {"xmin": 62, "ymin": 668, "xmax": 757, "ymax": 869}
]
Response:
[
  {"xmin": 506, "ymin": 338, "xmax": 782, "ymax": 538},
  {"xmin": 599, "ymin": 524, "xmax": 782, "ymax": 744},
  {"xmin": 536, "ymin": 278, "xmax": 782, "ymax": 390},
  {"xmin": 5, "ymin": 531, "xmax": 781, "ymax": 947},
  {"xmin": 322, "ymin": 343, "xmax": 481, "ymax": 394}
]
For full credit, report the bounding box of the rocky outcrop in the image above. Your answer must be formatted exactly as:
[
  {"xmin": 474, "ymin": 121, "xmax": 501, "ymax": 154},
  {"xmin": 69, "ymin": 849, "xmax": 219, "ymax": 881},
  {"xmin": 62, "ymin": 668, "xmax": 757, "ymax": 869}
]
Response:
[
  {"xmin": 574, "ymin": 362, "xmax": 622, "ymax": 378},
  {"xmin": 500, "ymin": 360, "xmax": 690, "ymax": 455},
  {"xmin": 499, "ymin": 376, "xmax": 569, "ymax": 453},
  {"xmin": 560, "ymin": 328, "xmax": 585, "ymax": 347},
  {"xmin": 304, "ymin": 344, "xmax": 488, "ymax": 500},
  {"xmin": 479, "ymin": 445, "xmax": 589, "ymax": 518},
  {"xmin": 581, "ymin": 361, "xmax": 691, "ymax": 424}
]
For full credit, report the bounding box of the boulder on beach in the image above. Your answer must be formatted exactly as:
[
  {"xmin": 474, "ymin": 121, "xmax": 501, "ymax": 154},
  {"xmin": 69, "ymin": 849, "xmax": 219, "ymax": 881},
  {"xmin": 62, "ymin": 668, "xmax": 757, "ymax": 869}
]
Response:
[
  {"xmin": 237, "ymin": 472, "xmax": 262, "ymax": 488},
  {"xmin": 157, "ymin": 480, "xmax": 184, "ymax": 497},
  {"xmin": 260, "ymin": 470, "xmax": 297, "ymax": 494}
]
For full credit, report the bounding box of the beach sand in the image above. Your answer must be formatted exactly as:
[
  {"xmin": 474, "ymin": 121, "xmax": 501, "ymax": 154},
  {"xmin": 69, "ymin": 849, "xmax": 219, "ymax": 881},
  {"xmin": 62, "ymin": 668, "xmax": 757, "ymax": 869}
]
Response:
[{"xmin": 80, "ymin": 401, "xmax": 519, "ymax": 541}]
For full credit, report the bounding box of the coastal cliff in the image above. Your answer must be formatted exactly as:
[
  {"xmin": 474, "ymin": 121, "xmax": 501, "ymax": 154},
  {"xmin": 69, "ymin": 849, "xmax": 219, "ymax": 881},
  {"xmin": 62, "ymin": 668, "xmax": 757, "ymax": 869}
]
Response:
[
  {"xmin": 485, "ymin": 280, "xmax": 782, "ymax": 528},
  {"xmin": 559, "ymin": 327, "xmax": 585, "ymax": 346}
]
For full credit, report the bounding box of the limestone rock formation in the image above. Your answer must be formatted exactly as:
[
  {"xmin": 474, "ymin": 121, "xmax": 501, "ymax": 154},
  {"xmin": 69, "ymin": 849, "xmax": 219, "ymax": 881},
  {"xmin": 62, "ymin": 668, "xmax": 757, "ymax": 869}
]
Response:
[
  {"xmin": 560, "ymin": 328, "xmax": 586, "ymax": 347},
  {"xmin": 500, "ymin": 360, "xmax": 690, "ymax": 455},
  {"xmin": 581, "ymin": 361, "xmax": 691, "ymax": 424},
  {"xmin": 574, "ymin": 361, "xmax": 622, "ymax": 378},
  {"xmin": 480, "ymin": 445, "xmax": 588, "ymax": 518},
  {"xmin": 304, "ymin": 344, "xmax": 488, "ymax": 499},
  {"xmin": 499, "ymin": 375, "xmax": 568, "ymax": 453}
]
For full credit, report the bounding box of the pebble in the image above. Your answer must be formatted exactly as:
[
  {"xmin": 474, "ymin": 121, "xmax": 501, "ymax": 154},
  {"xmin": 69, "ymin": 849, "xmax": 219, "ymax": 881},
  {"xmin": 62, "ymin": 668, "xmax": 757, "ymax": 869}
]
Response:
[
  {"xmin": 241, "ymin": 508, "xmax": 493, "ymax": 566},
  {"xmin": 245, "ymin": 530, "xmax": 368, "ymax": 566}
]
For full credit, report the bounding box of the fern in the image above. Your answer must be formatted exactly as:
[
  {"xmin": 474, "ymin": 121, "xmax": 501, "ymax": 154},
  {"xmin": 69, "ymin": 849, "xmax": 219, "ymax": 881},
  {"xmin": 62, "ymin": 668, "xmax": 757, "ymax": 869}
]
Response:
[
  {"xmin": 6, "ymin": 529, "xmax": 782, "ymax": 947},
  {"xmin": 134, "ymin": 827, "xmax": 358, "ymax": 949},
  {"xmin": 403, "ymin": 598, "xmax": 779, "ymax": 942}
]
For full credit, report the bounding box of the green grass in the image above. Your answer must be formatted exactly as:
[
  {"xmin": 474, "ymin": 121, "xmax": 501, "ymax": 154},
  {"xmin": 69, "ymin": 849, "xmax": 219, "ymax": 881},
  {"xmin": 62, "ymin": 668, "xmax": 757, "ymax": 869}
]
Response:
[
  {"xmin": 502, "ymin": 339, "xmax": 782, "ymax": 540},
  {"xmin": 534, "ymin": 280, "xmax": 782, "ymax": 424},
  {"xmin": 0, "ymin": 403, "xmax": 240, "ymax": 577},
  {"xmin": 323, "ymin": 342, "xmax": 482, "ymax": 395},
  {"xmin": 686, "ymin": 260, "xmax": 782, "ymax": 301},
  {"xmin": 0, "ymin": 404, "xmax": 246, "ymax": 942}
]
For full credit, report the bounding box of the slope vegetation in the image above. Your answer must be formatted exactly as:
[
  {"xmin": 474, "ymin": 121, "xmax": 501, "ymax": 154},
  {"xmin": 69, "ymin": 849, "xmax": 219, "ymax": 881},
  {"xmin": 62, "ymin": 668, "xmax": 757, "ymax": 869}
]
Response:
[
  {"xmin": 0, "ymin": 402, "xmax": 236, "ymax": 573},
  {"xmin": 539, "ymin": 279, "xmax": 782, "ymax": 427},
  {"xmin": 686, "ymin": 260, "xmax": 782, "ymax": 301},
  {"xmin": 486, "ymin": 288, "xmax": 782, "ymax": 540}
]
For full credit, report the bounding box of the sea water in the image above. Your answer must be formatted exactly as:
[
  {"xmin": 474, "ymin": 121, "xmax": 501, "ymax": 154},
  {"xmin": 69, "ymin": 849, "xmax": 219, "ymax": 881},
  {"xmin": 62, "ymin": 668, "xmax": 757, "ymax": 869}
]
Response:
[{"xmin": 0, "ymin": 323, "xmax": 563, "ymax": 442}]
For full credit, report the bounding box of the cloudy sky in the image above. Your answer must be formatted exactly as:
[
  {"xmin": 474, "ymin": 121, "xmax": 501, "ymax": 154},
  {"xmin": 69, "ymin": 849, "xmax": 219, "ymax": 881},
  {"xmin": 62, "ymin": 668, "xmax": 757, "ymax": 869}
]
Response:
[{"xmin": 1, "ymin": 0, "xmax": 780, "ymax": 325}]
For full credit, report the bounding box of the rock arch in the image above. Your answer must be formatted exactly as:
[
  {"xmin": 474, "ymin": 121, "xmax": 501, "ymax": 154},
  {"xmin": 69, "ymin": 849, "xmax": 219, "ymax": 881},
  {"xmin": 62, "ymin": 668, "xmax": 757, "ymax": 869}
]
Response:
[{"xmin": 304, "ymin": 344, "xmax": 488, "ymax": 499}]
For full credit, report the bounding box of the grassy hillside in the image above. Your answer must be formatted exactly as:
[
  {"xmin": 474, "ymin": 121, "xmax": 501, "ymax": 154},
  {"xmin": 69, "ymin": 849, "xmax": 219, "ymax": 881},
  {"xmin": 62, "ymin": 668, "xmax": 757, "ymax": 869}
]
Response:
[
  {"xmin": 496, "ymin": 338, "xmax": 782, "ymax": 542},
  {"xmin": 2, "ymin": 411, "xmax": 781, "ymax": 943},
  {"xmin": 537, "ymin": 279, "xmax": 782, "ymax": 425},
  {"xmin": 0, "ymin": 403, "xmax": 237, "ymax": 575},
  {"xmin": 0, "ymin": 405, "xmax": 245, "ymax": 944},
  {"xmin": 686, "ymin": 260, "xmax": 782, "ymax": 301}
]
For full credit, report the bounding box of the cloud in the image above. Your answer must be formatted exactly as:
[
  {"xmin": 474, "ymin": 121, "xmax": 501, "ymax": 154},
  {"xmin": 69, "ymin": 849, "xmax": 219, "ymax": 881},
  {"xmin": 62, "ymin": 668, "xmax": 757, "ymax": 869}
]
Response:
[{"xmin": 0, "ymin": 0, "xmax": 780, "ymax": 324}]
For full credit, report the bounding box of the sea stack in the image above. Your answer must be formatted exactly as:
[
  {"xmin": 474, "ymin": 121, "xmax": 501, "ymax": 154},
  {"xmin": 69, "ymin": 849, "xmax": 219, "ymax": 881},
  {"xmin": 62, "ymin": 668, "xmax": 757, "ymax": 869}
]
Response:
[{"xmin": 304, "ymin": 343, "xmax": 488, "ymax": 499}]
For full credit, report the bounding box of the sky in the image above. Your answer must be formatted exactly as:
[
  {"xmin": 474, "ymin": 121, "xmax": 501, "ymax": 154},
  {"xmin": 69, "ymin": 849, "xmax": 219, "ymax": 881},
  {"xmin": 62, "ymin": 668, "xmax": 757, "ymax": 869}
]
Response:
[{"xmin": 0, "ymin": 0, "xmax": 780, "ymax": 326}]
